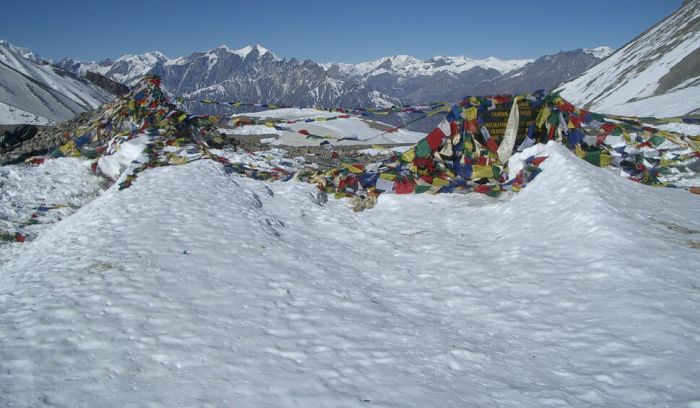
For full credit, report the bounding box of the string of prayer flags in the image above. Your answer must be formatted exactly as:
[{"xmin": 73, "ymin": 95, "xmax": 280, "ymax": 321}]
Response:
[{"xmin": 12, "ymin": 74, "xmax": 698, "ymax": 223}]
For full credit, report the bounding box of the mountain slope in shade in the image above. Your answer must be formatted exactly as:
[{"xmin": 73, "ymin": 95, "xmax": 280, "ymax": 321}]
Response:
[
  {"xmin": 468, "ymin": 48, "xmax": 613, "ymax": 96},
  {"xmin": 557, "ymin": 1, "xmax": 700, "ymax": 117},
  {"xmin": 0, "ymin": 41, "xmax": 113, "ymax": 124}
]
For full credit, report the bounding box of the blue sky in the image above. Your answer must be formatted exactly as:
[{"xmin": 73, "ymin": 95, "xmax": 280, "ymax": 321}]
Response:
[{"xmin": 1, "ymin": 0, "xmax": 683, "ymax": 63}]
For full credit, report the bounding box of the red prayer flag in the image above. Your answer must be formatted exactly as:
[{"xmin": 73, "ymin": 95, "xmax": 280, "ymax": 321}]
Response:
[
  {"xmin": 601, "ymin": 123, "xmax": 616, "ymax": 134},
  {"xmin": 426, "ymin": 128, "xmax": 445, "ymax": 150},
  {"xmin": 395, "ymin": 179, "xmax": 415, "ymax": 194},
  {"xmin": 466, "ymin": 120, "xmax": 478, "ymax": 134},
  {"xmin": 450, "ymin": 121, "xmax": 459, "ymax": 136},
  {"xmin": 485, "ymin": 139, "xmax": 499, "ymax": 153},
  {"xmin": 532, "ymin": 156, "xmax": 548, "ymax": 166},
  {"xmin": 474, "ymin": 184, "xmax": 493, "ymax": 194}
]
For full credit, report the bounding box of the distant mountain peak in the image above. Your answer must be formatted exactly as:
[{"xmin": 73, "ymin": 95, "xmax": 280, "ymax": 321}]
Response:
[
  {"xmin": 583, "ymin": 46, "xmax": 614, "ymax": 59},
  {"xmin": 216, "ymin": 44, "xmax": 275, "ymax": 59},
  {"xmin": 386, "ymin": 54, "xmax": 420, "ymax": 64},
  {"xmin": 130, "ymin": 50, "xmax": 170, "ymax": 60}
]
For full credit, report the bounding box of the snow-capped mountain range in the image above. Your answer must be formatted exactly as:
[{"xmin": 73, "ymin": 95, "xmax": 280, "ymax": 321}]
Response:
[
  {"xmin": 1, "ymin": 37, "xmax": 614, "ymax": 126},
  {"xmin": 0, "ymin": 41, "xmax": 112, "ymax": 125},
  {"xmin": 557, "ymin": 0, "xmax": 700, "ymax": 117},
  {"xmin": 320, "ymin": 54, "xmax": 534, "ymax": 78},
  {"xmin": 3, "ymin": 0, "xmax": 699, "ymax": 126},
  {"xmin": 55, "ymin": 45, "xmax": 611, "ymax": 114}
]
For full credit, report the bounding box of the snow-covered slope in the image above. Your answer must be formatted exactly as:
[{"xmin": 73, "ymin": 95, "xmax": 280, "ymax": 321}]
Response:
[
  {"xmin": 557, "ymin": 2, "xmax": 700, "ymax": 117},
  {"xmin": 0, "ymin": 39, "xmax": 49, "ymax": 64},
  {"xmin": 0, "ymin": 101, "xmax": 54, "ymax": 126},
  {"xmin": 1, "ymin": 141, "xmax": 699, "ymax": 407},
  {"xmin": 0, "ymin": 40, "xmax": 112, "ymax": 124},
  {"xmin": 227, "ymin": 108, "xmax": 426, "ymax": 146}
]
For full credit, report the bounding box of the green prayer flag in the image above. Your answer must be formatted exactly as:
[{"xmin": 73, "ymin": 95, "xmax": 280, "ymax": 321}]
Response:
[{"xmin": 415, "ymin": 139, "xmax": 432, "ymax": 158}]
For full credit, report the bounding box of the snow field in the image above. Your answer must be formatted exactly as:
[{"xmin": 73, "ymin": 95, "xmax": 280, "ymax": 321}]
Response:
[
  {"xmin": 1, "ymin": 143, "xmax": 699, "ymax": 407},
  {"xmin": 227, "ymin": 108, "xmax": 426, "ymax": 147}
]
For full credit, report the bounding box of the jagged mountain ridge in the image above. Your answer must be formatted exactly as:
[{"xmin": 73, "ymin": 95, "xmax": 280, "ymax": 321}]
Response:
[
  {"xmin": 556, "ymin": 1, "xmax": 700, "ymax": 117},
  {"xmin": 57, "ymin": 45, "xmax": 611, "ymax": 113}
]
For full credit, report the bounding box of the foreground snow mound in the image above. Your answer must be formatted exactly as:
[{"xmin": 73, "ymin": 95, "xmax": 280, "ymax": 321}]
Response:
[{"xmin": 1, "ymin": 144, "xmax": 699, "ymax": 407}]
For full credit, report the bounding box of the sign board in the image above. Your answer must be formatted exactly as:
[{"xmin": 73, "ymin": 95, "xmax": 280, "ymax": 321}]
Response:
[{"xmin": 479, "ymin": 99, "xmax": 543, "ymax": 145}]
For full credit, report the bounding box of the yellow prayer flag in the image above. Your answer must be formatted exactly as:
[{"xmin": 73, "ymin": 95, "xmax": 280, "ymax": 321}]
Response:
[
  {"xmin": 660, "ymin": 158, "xmax": 675, "ymax": 168},
  {"xmin": 341, "ymin": 163, "xmax": 363, "ymax": 174},
  {"xmin": 58, "ymin": 141, "xmax": 79, "ymax": 157},
  {"xmin": 536, "ymin": 106, "xmax": 550, "ymax": 128},
  {"xmin": 432, "ymin": 178, "xmax": 450, "ymax": 187},
  {"xmin": 167, "ymin": 154, "xmax": 189, "ymax": 165},
  {"xmin": 464, "ymin": 107, "xmax": 478, "ymax": 121},
  {"xmin": 401, "ymin": 148, "xmax": 416, "ymax": 163},
  {"xmin": 472, "ymin": 165, "xmax": 495, "ymax": 179}
]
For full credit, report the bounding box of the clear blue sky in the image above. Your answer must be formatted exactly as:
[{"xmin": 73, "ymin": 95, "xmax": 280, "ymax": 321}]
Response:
[{"xmin": 0, "ymin": 0, "xmax": 683, "ymax": 63}]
